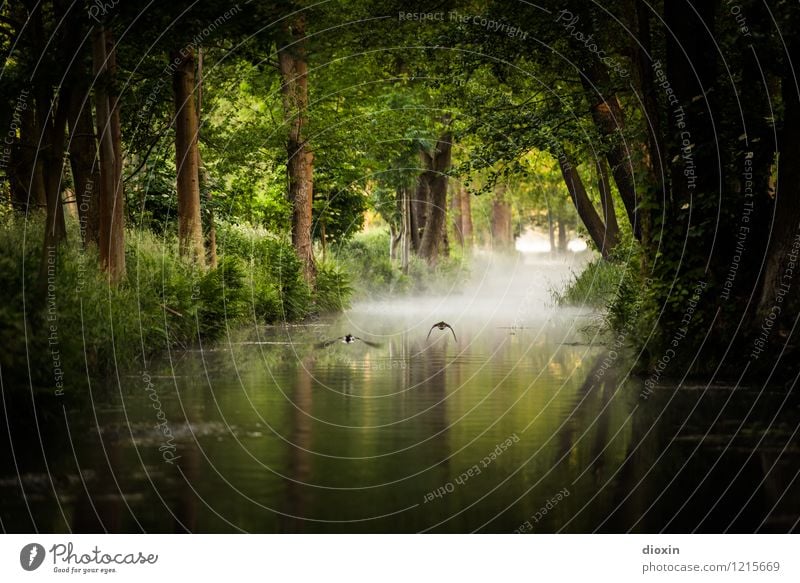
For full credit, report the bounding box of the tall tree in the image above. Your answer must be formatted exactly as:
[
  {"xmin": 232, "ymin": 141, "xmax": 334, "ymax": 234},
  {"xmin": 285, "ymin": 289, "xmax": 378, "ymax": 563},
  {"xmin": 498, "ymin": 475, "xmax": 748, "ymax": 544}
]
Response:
[
  {"xmin": 38, "ymin": 85, "xmax": 69, "ymax": 254},
  {"xmin": 31, "ymin": 4, "xmax": 69, "ymax": 257},
  {"xmin": 9, "ymin": 102, "xmax": 47, "ymax": 213},
  {"xmin": 491, "ymin": 183, "xmax": 513, "ymax": 250},
  {"xmin": 92, "ymin": 25, "xmax": 125, "ymax": 283},
  {"xmin": 171, "ymin": 47, "xmax": 205, "ymax": 266},
  {"xmin": 399, "ymin": 185, "xmax": 411, "ymax": 274},
  {"xmin": 418, "ymin": 130, "xmax": 453, "ymax": 262},
  {"xmin": 559, "ymin": 153, "xmax": 618, "ymax": 259},
  {"xmin": 580, "ymin": 61, "xmax": 641, "ymax": 241},
  {"xmin": 757, "ymin": 32, "xmax": 800, "ymax": 316},
  {"xmin": 596, "ymin": 157, "xmax": 619, "ymax": 253},
  {"xmin": 196, "ymin": 47, "xmax": 217, "ymax": 268},
  {"xmin": 278, "ymin": 15, "xmax": 315, "ymax": 283},
  {"xmin": 459, "ymin": 185, "xmax": 473, "ymax": 249},
  {"xmin": 67, "ymin": 86, "xmax": 100, "ymax": 247},
  {"xmin": 451, "ymin": 185, "xmax": 463, "ymax": 247}
]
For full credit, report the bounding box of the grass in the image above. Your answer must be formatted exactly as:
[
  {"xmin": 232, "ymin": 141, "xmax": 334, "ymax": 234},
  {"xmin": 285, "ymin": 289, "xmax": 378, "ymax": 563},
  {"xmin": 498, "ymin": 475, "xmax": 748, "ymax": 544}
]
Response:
[
  {"xmin": 552, "ymin": 241, "xmax": 657, "ymax": 350},
  {"xmin": 0, "ymin": 216, "xmax": 352, "ymax": 400},
  {"xmin": 551, "ymin": 256, "xmax": 630, "ymax": 309},
  {"xmin": 1, "ymin": 218, "xmax": 473, "ymax": 399}
]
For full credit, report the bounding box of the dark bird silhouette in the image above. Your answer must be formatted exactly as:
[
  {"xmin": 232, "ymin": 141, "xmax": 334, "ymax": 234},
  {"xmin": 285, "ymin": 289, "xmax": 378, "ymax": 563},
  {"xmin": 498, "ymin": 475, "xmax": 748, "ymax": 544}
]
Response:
[
  {"xmin": 315, "ymin": 334, "xmax": 382, "ymax": 348},
  {"xmin": 426, "ymin": 321, "xmax": 457, "ymax": 342}
]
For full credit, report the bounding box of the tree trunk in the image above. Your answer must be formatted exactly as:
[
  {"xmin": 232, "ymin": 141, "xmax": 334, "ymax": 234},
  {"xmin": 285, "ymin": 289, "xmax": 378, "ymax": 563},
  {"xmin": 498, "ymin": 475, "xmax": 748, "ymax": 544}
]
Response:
[
  {"xmin": 557, "ymin": 216, "xmax": 567, "ymax": 252},
  {"xmin": 172, "ymin": 47, "xmax": 205, "ymax": 266},
  {"xmin": 9, "ymin": 101, "xmax": 47, "ymax": 213},
  {"xmin": 548, "ymin": 207, "xmax": 556, "ymax": 253},
  {"xmin": 278, "ymin": 16, "xmax": 315, "ymax": 283},
  {"xmin": 450, "ymin": 185, "xmax": 463, "ymax": 247},
  {"xmin": 37, "ymin": 85, "xmax": 69, "ymax": 252},
  {"xmin": 459, "ymin": 185, "xmax": 473, "ymax": 248},
  {"xmin": 581, "ymin": 64, "xmax": 640, "ymax": 240},
  {"xmin": 631, "ymin": 0, "xmax": 661, "ymax": 251},
  {"xmin": 107, "ymin": 31, "xmax": 123, "ymax": 230},
  {"xmin": 67, "ymin": 86, "xmax": 100, "ymax": 247},
  {"xmin": 491, "ymin": 183, "xmax": 513, "ymax": 250},
  {"xmin": 35, "ymin": 85, "xmax": 69, "ymax": 301},
  {"xmin": 418, "ymin": 131, "xmax": 453, "ymax": 263},
  {"xmin": 411, "ymin": 149, "xmax": 430, "ymax": 253},
  {"xmin": 596, "ymin": 157, "xmax": 620, "ymax": 252},
  {"xmin": 756, "ymin": 40, "xmax": 800, "ymax": 316},
  {"xmin": 92, "ymin": 26, "xmax": 125, "ymax": 283},
  {"xmin": 409, "ymin": 194, "xmax": 422, "ymax": 254},
  {"xmin": 29, "ymin": 4, "xmax": 65, "ymax": 255},
  {"xmin": 559, "ymin": 155, "xmax": 617, "ymax": 258},
  {"xmin": 389, "ymin": 222, "xmax": 400, "ymax": 261},
  {"xmin": 398, "ymin": 185, "xmax": 411, "ymax": 274},
  {"xmin": 196, "ymin": 47, "xmax": 217, "ymax": 269},
  {"xmin": 665, "ymin": 0, "xmax": 717, "ymax": 216}
]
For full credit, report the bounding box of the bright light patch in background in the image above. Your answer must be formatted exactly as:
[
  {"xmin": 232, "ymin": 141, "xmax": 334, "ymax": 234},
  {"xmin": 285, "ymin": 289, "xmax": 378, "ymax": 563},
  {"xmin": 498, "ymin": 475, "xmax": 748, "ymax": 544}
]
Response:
[
  {"xmin": 514, "ymin": 228, "xmax": 590, "ymax": 254},
  {"xmin": 567, "ymin": 238, "xmax": 588, "ymax": 252},
  {"xmin": 515, "ymin": 228, "xmax": 551, "ymax": 253}
]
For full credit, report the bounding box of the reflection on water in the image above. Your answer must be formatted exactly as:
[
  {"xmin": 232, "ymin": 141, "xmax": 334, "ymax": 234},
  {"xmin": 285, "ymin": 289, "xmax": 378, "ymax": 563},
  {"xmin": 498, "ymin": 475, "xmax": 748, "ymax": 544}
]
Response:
[{"xmin": 1, "ymin": 254, "xmax": 798, "ymax": 532}]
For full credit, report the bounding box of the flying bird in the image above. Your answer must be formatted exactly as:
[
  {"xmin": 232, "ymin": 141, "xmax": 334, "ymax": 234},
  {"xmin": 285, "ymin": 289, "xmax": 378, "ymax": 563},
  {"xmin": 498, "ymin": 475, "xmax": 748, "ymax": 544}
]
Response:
[
  {"xmin": 426, "ymin": 321, "xmax": 457, "ymax": 342},
  {"xmin": 315, "ymin": 334, "xmax": 382, "ymax": 348}
]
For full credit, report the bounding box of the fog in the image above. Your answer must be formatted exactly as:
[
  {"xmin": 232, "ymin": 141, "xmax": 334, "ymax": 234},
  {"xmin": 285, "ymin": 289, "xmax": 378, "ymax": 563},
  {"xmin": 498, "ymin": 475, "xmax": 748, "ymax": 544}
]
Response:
[{"xmin": 345, "ymin": 247, "xmax": 595, "ymax": 345}]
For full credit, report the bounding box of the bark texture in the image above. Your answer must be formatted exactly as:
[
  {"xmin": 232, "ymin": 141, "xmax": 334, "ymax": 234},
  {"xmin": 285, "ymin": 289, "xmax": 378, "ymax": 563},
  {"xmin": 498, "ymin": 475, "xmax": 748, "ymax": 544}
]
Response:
[
  {"xmin": 491, "ymin": 184, "xmax": 513, "ymax": 250},
  {"xmin": 67, "ymin": 87, "xmax": 100, "ymax": 247},
  {"xmin": 418, "ymin": 131, "xmax": 453, "ymax": 263},
  {"xmin": 92, "ymin": 26, "xmax": 125, "ymax": 283},
  {"xmin": 278, "ymin": 16, "xmax": 315, "ymax": 283},
  {"xmin": 172, "ymin": 47, "xmax": 205, "ymax": 266},
  {"xmin": 559, "ymin": 154, "xmax": 616, "ymax": 259}
]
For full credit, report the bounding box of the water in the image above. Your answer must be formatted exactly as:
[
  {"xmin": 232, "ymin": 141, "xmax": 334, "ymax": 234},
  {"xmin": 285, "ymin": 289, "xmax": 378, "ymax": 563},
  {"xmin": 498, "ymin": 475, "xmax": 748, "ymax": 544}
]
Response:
[{"xmin": 1, "ymin": 253, "xmax": 798, "ymax": 532}]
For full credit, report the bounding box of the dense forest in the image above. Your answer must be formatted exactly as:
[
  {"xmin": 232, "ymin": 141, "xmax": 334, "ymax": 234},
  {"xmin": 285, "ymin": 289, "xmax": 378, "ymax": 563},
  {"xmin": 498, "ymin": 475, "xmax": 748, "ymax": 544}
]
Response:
[{"xmin": 2, "ymin": 0, "xmax": 800, "ymax": 401}]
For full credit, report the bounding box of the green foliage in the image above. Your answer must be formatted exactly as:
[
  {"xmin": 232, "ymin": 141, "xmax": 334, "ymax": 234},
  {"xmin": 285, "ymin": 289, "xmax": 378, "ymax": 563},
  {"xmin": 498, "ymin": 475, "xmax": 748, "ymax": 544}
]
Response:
[
  {"xmin": 337, "ymin": 229, "xmax": 409, "ymax": 297},
  {"xmin": 196, "ymin": 256, "xmax": 248, "ymax": 338},
  {"xmin": 0, "ymin": 218, "xmax": 349, "ymax": 398},
  {"xmin": 0, "ymin": 215, "xmax": 47, "ymax": 385},
  {"xmin": 337, "ymin": 228, "xmax": 469, "ymax": 298},
  {"xmin": 553, "ymin": 257, "xmax": 629, "ymax": 309},
  {"xmin": 313, "ymin": 262, "xmax": 353, "ymax": 313},
  {"xmin": 554, "ymin": 240, "xmax": 658, "ymax": 358},
  {"xmin": 216, "ymin": 223, "xmax": 312, "ymax": 322}
]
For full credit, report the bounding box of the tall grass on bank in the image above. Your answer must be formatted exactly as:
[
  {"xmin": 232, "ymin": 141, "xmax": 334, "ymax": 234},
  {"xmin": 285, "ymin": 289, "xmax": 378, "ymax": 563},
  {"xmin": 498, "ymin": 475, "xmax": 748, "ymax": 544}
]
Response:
[
  {"xmin": 552, "ymin": 256, "xmax": 630, "ymax": 309},
  {"xmin": 552, "ymin": 242, "xmax": 657, "ymax": 349},
  {"xmin": 0, "ymin": 218, "xmax": 351, "ymax": 398}
]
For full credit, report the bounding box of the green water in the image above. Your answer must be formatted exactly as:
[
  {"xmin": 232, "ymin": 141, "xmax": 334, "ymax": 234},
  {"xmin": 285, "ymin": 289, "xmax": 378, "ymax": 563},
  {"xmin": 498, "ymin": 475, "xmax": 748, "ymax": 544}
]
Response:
[{"xmin": 2, "ymin": 256, "xmax": 797, "ymax": 532}]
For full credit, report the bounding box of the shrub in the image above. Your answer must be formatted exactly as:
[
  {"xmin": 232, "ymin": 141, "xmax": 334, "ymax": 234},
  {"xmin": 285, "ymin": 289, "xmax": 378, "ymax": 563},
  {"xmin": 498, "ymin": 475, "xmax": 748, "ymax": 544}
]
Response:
[
  {"xmin": 217, "ymin": 223, "xmax": 312, "ymax": 322},
  {"xmin": 0, "ymin": 218, "xmax": 337, "ymax": 399},
  {"xmin": 197, "ymin": 256, "xmax": 248, "ymax": 338},
  {"xmin": 336, "ymin": 228, "xmax": 469, "ymax": 298},
  {"xmin": 314, "ymin": 261, "xmax": 353, "ymax": 313},
  {"xmin": 552, "ymin": 256, "xmax": 629, "ymax": 309},
  {"xmin": 553, "ymin": 240, "xmax": 658, "ymax": 357},
  {"xmin": 337, "ymin": 229, "xmax": 401, "ymax": 296}
]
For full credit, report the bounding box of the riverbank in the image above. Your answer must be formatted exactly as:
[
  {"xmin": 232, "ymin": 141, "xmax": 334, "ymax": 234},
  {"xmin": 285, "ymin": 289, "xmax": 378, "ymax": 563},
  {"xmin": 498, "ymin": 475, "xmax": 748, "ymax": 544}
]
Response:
[{"xmin": 0, "ymin": 216, "xmax": 350, "ymax": 402}]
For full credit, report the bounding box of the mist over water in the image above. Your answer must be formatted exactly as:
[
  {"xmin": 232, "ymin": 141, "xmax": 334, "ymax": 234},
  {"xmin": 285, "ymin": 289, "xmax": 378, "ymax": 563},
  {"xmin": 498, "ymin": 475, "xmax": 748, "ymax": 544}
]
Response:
[{"xmin": 345, "ymin": 249, "xmax": 593, "ymax": 344}]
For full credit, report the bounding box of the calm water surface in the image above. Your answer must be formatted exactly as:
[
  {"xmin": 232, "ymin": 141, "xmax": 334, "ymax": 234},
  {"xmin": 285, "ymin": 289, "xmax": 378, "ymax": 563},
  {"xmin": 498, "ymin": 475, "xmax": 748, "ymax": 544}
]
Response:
[{"xmin": 2, "ymin": 254, "xmax": 798, "ymax": 532}]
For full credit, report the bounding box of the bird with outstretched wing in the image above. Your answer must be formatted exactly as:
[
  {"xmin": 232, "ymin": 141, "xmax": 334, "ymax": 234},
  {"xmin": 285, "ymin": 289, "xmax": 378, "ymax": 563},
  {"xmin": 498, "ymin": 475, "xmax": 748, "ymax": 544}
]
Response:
[
  {"xmin": 426, "ymin": 321, "xmax": 457, "ymax": 342},
  {"xmin": 314, "ymin": 334, "xmax": 382, "ymax": 349}
]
